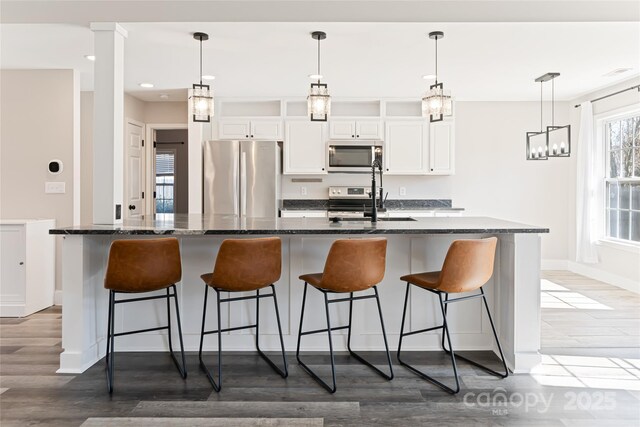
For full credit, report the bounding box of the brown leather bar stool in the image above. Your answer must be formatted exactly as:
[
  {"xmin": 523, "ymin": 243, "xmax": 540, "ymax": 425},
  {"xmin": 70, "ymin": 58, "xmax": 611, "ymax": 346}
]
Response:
[
  {"xmin": 104, "ymin": 238, "xmax": 187, "ymax": 393},
  {"xmin": 296, "ymin": 238, "xmax": 394, "ymax": 393},
  {"xmin": 199, "ymin": 237, "xmax": 288, "ymax": 392},
  {"xmin": 397, "ymin": 237, "xmax": 508, "ymax": 394}
]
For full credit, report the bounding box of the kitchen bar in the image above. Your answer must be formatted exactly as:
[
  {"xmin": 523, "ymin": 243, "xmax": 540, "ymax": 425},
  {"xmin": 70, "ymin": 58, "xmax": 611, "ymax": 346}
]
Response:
[{"xmin": 51, "ymin": 214, "xmax": 548, "ymax": 376}]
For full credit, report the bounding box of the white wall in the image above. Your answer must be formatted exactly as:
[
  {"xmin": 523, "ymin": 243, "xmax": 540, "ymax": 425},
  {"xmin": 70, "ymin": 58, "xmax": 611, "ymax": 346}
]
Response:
[
  {"xmin": 567, "ymin": 77, "xmax": 640, "ymax": 292},
  {"xmin": 1, "ymin": 70, "xmax": 80, "ymax": 293}
]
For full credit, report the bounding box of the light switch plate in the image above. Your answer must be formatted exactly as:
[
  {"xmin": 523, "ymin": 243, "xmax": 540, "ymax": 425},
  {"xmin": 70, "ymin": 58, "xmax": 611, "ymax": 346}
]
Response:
[
  {"xmin": 45, "ymin": 182, "xmax": 66, "ymax": 194},
  {"xmin": 399, "ymin": 187, "xmax": 407, "ymax": 196}
]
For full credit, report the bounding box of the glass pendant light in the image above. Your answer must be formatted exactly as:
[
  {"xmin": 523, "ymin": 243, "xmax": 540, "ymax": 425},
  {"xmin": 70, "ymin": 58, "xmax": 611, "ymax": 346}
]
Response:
[
  {"xmin": 308, "ymin": 31, "xmax": 331, "ymax": 121},
  {"xmin": 422, "ymin": 31, "xmax": 453, "ymax": 122},
  {"xmin": 189, "ymin": 32, "xmax": 214, "ymax": 123}
]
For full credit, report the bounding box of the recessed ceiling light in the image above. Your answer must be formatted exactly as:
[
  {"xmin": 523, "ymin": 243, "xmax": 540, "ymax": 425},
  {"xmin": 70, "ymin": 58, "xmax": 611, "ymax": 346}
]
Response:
[
  {"xmin": 85, "ymin": 55, "xmax": 96, "ymax": 61},
  {"xmin": 202, "ymin": 75, "xmax": 216, "ymax": 80},
  {"xmin": 422, "ymin": 74, "xmax": 436, "ymax": 80},
  {"xmin": 308, "ymin": 74, "xmax": 323, "ymax": 80},
  {"xmin": 159, "ymin": 94, "xmax": 169, "ymax": 100},
  {"xmin": 139, "ymin": 83, "xmax": 154, "ymax": 88},
  {"xmin": 603, "ymin": 67, "xmax": 632, "ymax": 77}
]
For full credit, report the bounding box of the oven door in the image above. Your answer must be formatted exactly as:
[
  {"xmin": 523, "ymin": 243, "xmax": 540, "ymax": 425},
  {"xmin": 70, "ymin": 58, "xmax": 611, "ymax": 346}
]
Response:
[{"xmin": 327, "ymin": 141, "xmax": 382, "ymax": 173}]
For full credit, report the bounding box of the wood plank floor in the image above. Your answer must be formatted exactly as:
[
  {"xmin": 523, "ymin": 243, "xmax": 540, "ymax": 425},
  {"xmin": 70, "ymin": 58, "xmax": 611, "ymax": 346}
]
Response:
[{"xmin": 1, "ymin": 272, "xmax": 639, "ymax": 426}]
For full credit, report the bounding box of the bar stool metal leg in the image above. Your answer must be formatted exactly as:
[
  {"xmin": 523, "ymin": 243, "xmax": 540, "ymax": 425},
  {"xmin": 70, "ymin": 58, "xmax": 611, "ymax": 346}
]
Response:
[
  {"xmin": 105, "ymin": 290, "xmax": 116, "ymax": 393},
  {"xmin": 397, "ymin": 283, "xmax": 460, "ymax": 394},
  {"xmin": 296, "ymin": 282, "xmax": 338, "ymax": 393},
  {"xmin": 255, "ymin": 286, "xmax": 289, "ymax": 378},
  {"xmin": 346, "ymin": 287, "xmax": 394, "ymax": 380},
  {"xmin": 441, "ymin": 288, "xmax": 509, "ymax": 379},
  {"xmin": 167, "ymin": 285, "xmax": 187, "ymax": 379},
  {"xmin": 398, "ymin": 283, "xmax": 508, "ymax": 395},
  {"xmin": 199, "ymin": 285, "xmax": 222, "ymax": 391}
]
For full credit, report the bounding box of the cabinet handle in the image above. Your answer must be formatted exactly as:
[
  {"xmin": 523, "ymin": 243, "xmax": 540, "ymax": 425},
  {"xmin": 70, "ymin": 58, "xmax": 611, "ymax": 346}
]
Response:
[
  {"xmin": 245, "ymin": 135, "xmax": 249, "ymax": 138},
  {"xmin": 322, "ymin": 168, "xmax": 325, "ymax": 171},
  {"xmin": 128, "ymin": 205, "xmax": 135, "ymax": 210},
  {"xmin": 351, "ymin": 135, "xmax": 355, "ymax": 138},
  {"xmin": 19, "ymin": 262, "xmax": 24, "ymax": 265},
  {"xmin": 251, "ymin": 135, "xmax": 254, "ymax": 138},
  {"xmin": 431, "ymin": 168, "xmax": 434, "ymax": 171},
  {"xmin": 356, "ymin": 135, "xmax": 360, "ymax": 138},
  {"xmin": 386, "ymin": 168, "xmax": 389, "ymax": 171}
]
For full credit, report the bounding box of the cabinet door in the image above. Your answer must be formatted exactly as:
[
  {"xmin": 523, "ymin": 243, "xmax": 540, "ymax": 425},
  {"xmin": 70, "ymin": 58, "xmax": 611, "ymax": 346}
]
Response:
[
  {"xmin": 356, "ymin": 121, "xmax": 382, "ymax": 139},
  {"xmin": 329, "ymin": 121, "xmax": 356, "ymax": 139},
  {"xmin": 384, "ymin": 121, "xmax": 428, "ymax": 175},
  {"xmin": 218, "ymin": 120, "xmax": 251, "ymax": 139},
  {"xmin": 429, "ymin": 121, "xmax": 455, "ymax": 175},
  {"xmin": 0, "ymin": 226, "xmax": 26, "ymax": 308},
  {"xmin": 251, "ymin": 120, "xmax": 282, "ymax": 140},
  {"xmin": 283, "ymin": 121, "xmax": 327, "ymax": 174}
]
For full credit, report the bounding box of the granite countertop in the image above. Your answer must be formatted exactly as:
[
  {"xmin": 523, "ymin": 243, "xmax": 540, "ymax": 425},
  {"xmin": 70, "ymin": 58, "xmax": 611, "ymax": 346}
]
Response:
[{"xmin": 50, "ymin": 214, "xmax": 548, "ymax": 235}]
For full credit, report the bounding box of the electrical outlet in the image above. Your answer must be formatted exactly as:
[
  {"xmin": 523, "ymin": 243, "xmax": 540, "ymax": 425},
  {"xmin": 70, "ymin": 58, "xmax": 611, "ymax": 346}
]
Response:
[
  {"xmin": 301, "ymin": 186, "xmax": 307, "ymax": 196},
  {"xmin": 399, "ymin": 187, "xmax": 407, "ymax": 196}
]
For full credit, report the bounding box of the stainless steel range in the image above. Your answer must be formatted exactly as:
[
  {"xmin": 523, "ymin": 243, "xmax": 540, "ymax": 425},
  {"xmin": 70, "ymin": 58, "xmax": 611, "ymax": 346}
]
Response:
[{"xmin": 328, "ymin": 186, "xmax": 374, "ymax": 218}]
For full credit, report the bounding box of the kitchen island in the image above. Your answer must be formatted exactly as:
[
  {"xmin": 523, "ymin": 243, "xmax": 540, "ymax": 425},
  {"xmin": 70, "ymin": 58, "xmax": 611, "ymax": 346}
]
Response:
[{"xmin": 51, "ymin": 214, "xmax": 548, "ymax": 375}]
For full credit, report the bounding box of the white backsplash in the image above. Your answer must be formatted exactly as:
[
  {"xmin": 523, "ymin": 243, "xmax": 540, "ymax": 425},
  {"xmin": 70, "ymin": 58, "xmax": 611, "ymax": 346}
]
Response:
[{"xmin": 281, "ymin": 174, "xmax": 453, "ymax": 200}]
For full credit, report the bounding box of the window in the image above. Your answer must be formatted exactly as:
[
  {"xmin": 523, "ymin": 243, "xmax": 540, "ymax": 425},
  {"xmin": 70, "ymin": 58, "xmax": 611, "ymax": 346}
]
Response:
[
  {"xmin": 155, "ymin": 150, "xmax": 176, "ymax": 214},
  {"xmin": 605, "ymin": 114, "xmax": 640, "ymax": 243}
]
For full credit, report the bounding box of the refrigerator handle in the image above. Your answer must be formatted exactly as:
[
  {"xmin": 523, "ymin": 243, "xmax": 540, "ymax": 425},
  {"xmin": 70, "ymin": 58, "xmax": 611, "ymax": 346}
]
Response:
[{"xmin": 240, "ymin": 151, "xmax": 247, "ymax": 216}]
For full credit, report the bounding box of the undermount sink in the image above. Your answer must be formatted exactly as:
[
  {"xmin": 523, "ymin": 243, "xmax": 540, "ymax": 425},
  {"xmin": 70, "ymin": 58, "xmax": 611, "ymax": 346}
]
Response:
[{"xmin": 329, "ymin": 217, "xmax": 417, "ymax": 222}]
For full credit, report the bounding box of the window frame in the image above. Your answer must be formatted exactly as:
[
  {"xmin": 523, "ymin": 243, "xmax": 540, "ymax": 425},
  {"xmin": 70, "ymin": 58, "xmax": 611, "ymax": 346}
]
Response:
[
  {"xmin": 155, "ymin": 148, "xmax": 177, "ymax": 214},
  {"xmin": 598, "ymin": 105, "xmax": 640, "ymax": 247}
]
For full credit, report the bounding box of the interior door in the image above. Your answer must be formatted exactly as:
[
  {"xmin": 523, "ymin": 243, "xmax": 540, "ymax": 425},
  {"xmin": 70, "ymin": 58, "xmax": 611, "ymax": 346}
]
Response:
[{"xmin": 125, "ymin": 121, "xmax": 145, "ymax": 219}]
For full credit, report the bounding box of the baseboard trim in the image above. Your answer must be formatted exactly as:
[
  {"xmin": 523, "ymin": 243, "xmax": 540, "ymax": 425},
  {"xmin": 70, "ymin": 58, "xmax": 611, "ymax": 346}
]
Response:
[
  {"xmin": 567, "ymin": 261, "xmax": 640, "ymax": 294},
  {"xmin": 54, "ymin": 290, "xmax": 63, "ymax": 306},
  {"xmin": 541, "ymin": 259, "xmax": 569, "ymax": 270}
]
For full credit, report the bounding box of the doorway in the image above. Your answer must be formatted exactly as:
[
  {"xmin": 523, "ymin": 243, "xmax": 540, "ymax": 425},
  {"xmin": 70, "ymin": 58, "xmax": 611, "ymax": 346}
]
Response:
[{"xmin": 154, "ymin": 129, "xmax": 189, "ymax": 214}]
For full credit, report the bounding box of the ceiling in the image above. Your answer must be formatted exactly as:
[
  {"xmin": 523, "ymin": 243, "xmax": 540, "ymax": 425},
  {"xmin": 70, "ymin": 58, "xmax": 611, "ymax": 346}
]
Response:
[{"xmin": 1, "ymin": 21, "xmax": 639, "ymax": 102}]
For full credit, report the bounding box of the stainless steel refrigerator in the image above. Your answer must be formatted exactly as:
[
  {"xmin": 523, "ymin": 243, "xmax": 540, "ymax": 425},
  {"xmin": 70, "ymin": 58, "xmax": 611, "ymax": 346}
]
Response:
[{"xmin": 203, "ymin": 140, "xmax": 281, "ymax": 217}]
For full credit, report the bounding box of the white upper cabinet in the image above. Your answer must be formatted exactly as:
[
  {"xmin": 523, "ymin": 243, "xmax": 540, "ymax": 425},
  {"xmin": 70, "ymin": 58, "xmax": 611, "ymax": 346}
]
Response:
[
  {"xmin": 329, "ymin": 120, "xmax": 382, "ymax": 139},
  {"xmin": 283, "ymin": 120, "xmax": 327, "ymax": 175},
  {"xmin": 218, "ymin": 119, "xmax": 282, "ymax": 140},
  {"xmin": 429, "ymin": 121, "xmax": 455, "ymax": 175},
  {"xmin": 385, "ymin": 121, "xmax": 428, "ymax": 175}
]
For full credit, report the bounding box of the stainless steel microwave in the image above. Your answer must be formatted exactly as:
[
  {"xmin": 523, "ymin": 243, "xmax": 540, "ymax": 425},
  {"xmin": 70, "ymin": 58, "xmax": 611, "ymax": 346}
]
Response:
[{"xmin": 326, "ymin": 140, "xmax": 383, "ymax": 173}]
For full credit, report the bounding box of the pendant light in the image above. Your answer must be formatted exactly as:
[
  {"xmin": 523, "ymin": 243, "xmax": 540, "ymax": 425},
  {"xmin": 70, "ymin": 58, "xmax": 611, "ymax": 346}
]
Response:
[
  {"xmin": 189, "ymin": 32, "xmax": 214, "ymax": 123},
  {"xmin": 526, "ymin": 72, "xmax": 571, "ymax": 160},
  {"xmin": 422, "ymin": 31, "xmax": 453, "ymax": 122},
  {"xmin": 308, "ymin": 31, "xmax": 331, "ymax": 122}
]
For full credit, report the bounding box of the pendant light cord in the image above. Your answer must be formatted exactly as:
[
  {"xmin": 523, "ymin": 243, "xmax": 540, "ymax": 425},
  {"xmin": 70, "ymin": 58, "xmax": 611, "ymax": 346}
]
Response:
[
  {"xmin": 540, "ymin": 81, "xmax": 543, "ymax": 132},
  {"xmin": 317, "ymin": 37, "xmax": 321, "ymax": 83},
  {"xmin": 552, "ymin": 78, "xmax": 555, "ymax": 127},
  {"xmin": 199, "ymin": 36, "xmax": 203, "ymax": 85},
  {"xmin": 434, "ymin": 36, "xmax": 438, "ymax": 84}
]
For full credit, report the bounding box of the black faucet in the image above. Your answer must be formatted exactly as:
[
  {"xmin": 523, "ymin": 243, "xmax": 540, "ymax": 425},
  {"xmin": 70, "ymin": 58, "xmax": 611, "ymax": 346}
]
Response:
[{"xmin": 370, "ymin": 159, "xmax": 383, "ymax": 223}]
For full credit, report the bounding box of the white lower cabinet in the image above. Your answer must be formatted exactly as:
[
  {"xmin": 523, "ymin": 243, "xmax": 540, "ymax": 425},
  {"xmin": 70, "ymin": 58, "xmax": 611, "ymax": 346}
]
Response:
[
  {"xmin": 0, "ymin": 219, "xmax": 55, "ymax": 317},
  {"xmin": 283, "ymin": 120, "xmax": 327, "ymax": 174}
]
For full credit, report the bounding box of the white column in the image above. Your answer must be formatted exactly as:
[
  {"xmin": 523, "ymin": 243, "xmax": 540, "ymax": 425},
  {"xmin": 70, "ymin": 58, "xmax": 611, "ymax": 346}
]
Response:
[
  {"xmin": 188, "ymin": 102, "xmax": 203, "ymax": 214},
  {"xmin": 90, "ymin": 23, "xmax": 127, "ymax": 224}
]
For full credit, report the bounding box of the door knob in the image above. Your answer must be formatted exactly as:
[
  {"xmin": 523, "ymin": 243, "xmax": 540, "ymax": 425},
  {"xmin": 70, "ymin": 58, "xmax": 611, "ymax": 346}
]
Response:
[{"xmin": 128, "ymin": 205, "xmax": 135, "ymax": 210}]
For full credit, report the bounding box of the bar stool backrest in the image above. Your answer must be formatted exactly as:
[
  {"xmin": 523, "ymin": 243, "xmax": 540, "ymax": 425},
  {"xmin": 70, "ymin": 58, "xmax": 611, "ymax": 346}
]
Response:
[
  {"xmin": 104, "ymin": 238, "xmax": 182, "ymax": 292},
  {"xmin": 437, "ymin": 237, "xmax": 498, "ymax": 294},
  {"xmin": 211, "ymin": 237, "xmax": 282, "ymax": 291},
  {"xmin": 320, "ymin": 238, "xmax": 387, "ymax": 293}
]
